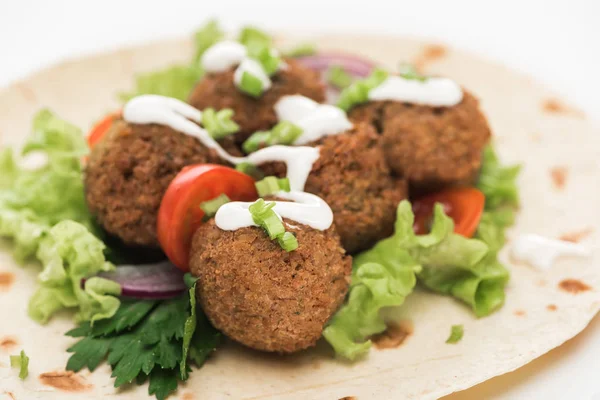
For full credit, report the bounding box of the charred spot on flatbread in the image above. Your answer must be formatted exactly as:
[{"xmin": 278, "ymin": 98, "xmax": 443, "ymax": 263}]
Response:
[
  {"xmin": 559, "ymin": 228, "xmax": 594, "ymax": 243},
  {"xmin": 38, "ymin": 371, "xmax": 92, "ymax": 392},
  {"xmin": 0, "ymin": 272, "xmax": 14, "ymax": 291},
  {"xmin": 542, "ymin": 99, "xmax": 584, "ymax": 118},
  {"xmin": 414, "ymin": 44, "xmax": 447, "ymax": 71},
  {"xmin": 547, "ymin": 304, "xmax": 558, "ymax": 311},
  {"xmin": 371, "ymin": 320, "xmax": 414, "ymax": 350},
  {"xmin": 0, "ymin": 337, "xmax": 18, "ymax": 351},
  {"xmin": 559, "ymin": 279, "xmax": 591, "ymax": 294},
  {"xmin": 550, "ymin": 166, "xmax": 568, "ymax": 190}
]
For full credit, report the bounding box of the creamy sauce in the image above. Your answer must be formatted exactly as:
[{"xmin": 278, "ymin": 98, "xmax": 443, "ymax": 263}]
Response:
[
  {"xmin": 274, "ymin": 95, "xmax": 353, "ymax": 145},
  {"xmin": 215, "ymin": 191, "xmax": 333, "ymax": 231},
  {"xmin": 511, "ymin": 233, "xmax": 591, "ymax": 270},
  {"xmin": 368, "ymin": 76, "xmax": 463, "ymax": 107},
  {"xmin": 123, "ymin": 95, "xmax": 319, "ymax": 191},
  {"xmin": 234, "ymin": 58, "xmax": 272, "ymax": 92},
  {"xmin": 201, "ymin": 41, "xmax": 247, "ymax": 73}
]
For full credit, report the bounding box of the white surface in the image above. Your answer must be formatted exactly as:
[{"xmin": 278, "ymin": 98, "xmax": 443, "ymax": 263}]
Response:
[{"xmin": 0, "ymin": 1, "xmax": 599, "ymax": 398}]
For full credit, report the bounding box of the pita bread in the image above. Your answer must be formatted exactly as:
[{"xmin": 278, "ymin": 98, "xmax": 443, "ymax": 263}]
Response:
[{"xmin": 0, "ymin": 34, "xmax": 599, "ymax": 399}]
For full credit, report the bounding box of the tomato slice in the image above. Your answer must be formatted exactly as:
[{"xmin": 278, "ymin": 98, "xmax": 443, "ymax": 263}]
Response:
[
  {"xmin": 157, "ymin": 164, "xmax": 258, "ymax": 272},
  {"xmin": 412, "ymin": 187, "xmax": 485, "ymax": 237},
  {"xmin": 87, "ymin": 111, "xmax": 121, "ymax": 148}
]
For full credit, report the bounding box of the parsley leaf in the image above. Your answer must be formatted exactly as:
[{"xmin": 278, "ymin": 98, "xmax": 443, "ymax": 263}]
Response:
[{"xmin": 65, "ymin": 280, "xmax": 220, "ymax": 400}]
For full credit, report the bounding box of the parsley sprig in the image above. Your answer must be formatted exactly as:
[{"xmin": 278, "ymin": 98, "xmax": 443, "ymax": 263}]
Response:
[{"xmin": 65, "ymin": 279, "xmax": 220, "ymax": 400}]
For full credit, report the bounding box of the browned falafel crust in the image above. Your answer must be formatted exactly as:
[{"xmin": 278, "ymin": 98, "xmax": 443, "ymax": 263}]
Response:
[
  {"xmin": 263, "ymin": 123, "xmax": 408, "ymax": 254},
  {"xmin": 349, "ymin": 90, "xmax": 491, "ymax": 191},
  {"xmin": 188, "ymin": 59, "xmax": 326, "ymax": 144},
  {"xmin": 190, "ymin": 219, "xmax": 352, "ymax": 353},
  {"xmin": 85, "ymin": 120, "xmax": 235, "ymax": 247}
]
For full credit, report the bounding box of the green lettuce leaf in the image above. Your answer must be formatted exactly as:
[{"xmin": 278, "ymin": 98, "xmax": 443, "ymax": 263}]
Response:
[
  {"xmin": 0, "ymin": 110, "xmax": 95, "ymax": 261},
  {"xmin": 477, "ymin": 145, "xmax": 521, "ymax": 210},
  {"xmin": 119, "ymin": 65, "xmax": 203, "ymax": 102},
  {"xmin": 0, "ymin": 110, "xmax": 120, "ymax": 323},
  {"xmin": 28, "ymin": 221, "xmax": 120, "ymax": 323},
  {"xmin": 120, "ymin": 20, "xmax": 224, "ymax": 102}
]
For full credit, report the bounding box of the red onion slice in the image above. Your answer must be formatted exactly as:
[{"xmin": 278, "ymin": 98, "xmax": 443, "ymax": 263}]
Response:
[
  {"xmin": 98, "ymin": 261, "xmax": 187, "ymax": 299},
  {"xmin": 296, "ymin": 52, "xmax": 377, "ymax": 78}
]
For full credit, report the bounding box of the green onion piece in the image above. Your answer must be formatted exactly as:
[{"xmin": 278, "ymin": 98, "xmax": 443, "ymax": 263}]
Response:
[
  {"xmin": 10, "ymin": 350, "xmax": 29, "ymax": 380},
  {"xmin": 239, "ymin": 26, "xmax": 272, "ymax": 48},
  {"xmin": 239, "ymin": 72, "xmax": 265, "ymax": 98},
  {"xmin": 246, "ymin": 43, "xmax": 282, "ymax": 76},
  {"xmin": 242, "ymin": 131, "xmax": 271, "ymax": 154},
  {"xmin": 235, "ymin": 162, "xmax": 265, "ymax": 180},
  {"xmin": 277, "ymin": 232, "xmax": 298, "ymax": 252},
  {"xmin": 255, "ymin": 176, "xmax": 291, "ymax": 197},
  {"xmin": 327, "ymin": 65, "xmax": 354, "ymax": 89},
  {"xmin": 337, "ymin": 68, "xmax": 389, "ymax": 111},
  {"xmin": 249, "ymin": 199, "xmax": 285, "ymax": 239},
  {"xmin": 446, "ymin": 325, "xmax": 464, "ymax": 344},
  {"xmin": 199, "ymin": 193, "xmax": 231, "ymax": 218},
  {"xmin": 242, "ymin": 121, "xmax": 303, "ymax": 154},
  {"xmin": 201, "ymin": 108, "xmax": 240, "ymax": 140},
  {"xmin": 183, "ymin": 272, "xmax": 198, "ymax": 289},
  {"xmin": 284, "ymin": 43, "xmax": 317, "ymax": 57},
  {"xmin": 398, "ymin": 63, "xmax": 427, "ymax": 82},
  {"xmin": 272, "ymin": 121, "xmax": 303, "ymax": 144}
]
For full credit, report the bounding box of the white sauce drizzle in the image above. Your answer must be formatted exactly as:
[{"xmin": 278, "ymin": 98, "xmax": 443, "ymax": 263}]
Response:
[
  {"xmin": 368, "ymin": 76, "xmax": 463, "ymax": 107},
  {"xmin": 201, "ymin": 41, "xmax": 247, "ymax": 73},
  {"xmin": 234, "ymin": 58, "xmax": 272, "ymax": 92},
  {"xmin": 215, "ymin": 191, "xmax": 333, "ymax": 231},
  {"xmin": 123, "ymin": 95, "xmax": 319, "ymax": 191},
  {"xmin": 511, "ymin": 233, "xmax": 591, "ymax": 271},
  {"xmin": 274, "ymin": 95, "xmax": 353, "ymax": 145}
]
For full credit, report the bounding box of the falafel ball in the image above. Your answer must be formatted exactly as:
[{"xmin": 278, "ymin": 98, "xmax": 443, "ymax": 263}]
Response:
[
  {"xmin": 85, "ymin": 120, "xmax": 235, "ymax": 248},
  {"xmin": 348, "ymin": 90, "xmax": 491, "ymax": 191},
  {"xmin": 262, "ymin": 123, "xmax": 408, "ymax": 254},
  {"xmin": 188, "ymin": 59, "xmax": 326, "ymax": 145},
  {"xmin": 189, "ymin": 219, "xmax": 352, "ymax": 353}
]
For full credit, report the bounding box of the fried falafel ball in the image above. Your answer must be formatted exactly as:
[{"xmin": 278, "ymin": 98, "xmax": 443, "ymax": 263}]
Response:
[
  {"xmin": 348, "ymin": 90, "xmax": 491, "ymax": 191},
  {"xmin": 262, "ymin": 123, "xmax": 408, "ymax": 254},
  {"xmin": 85, "ymin": 120, "xmax": 236, "ymax": 248},
  {"xmin": 188, "ymin": 59, "xmax": 326, "ymax": 145},
  {"xmin": 189, "ymin": 218, "xmax": 352, "ymax": 353}
]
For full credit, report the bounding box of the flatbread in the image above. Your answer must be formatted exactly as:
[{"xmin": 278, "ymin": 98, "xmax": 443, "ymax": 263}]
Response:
[{"xmin": 0, "ymin": 34, "xmax": 599, "ymax": 400}]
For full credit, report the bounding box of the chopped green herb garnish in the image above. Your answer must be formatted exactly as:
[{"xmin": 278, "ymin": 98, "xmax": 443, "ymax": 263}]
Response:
[
  {"xmin": 247, "ymin": 43, "xmax": 282, "ymax": 76},
  {"xmin": 249, "ymin": 199, "xmax": 285, "ymax": 240},
  {"xmin": 10, "ymin": 350, "xmax": 29, "ymax": 380},
  {"xmin": 248, "ymin": 199, "xmax": 298, "ymax": 252},
  {"xmin": 239, "ymin": 71, "xmax": 265, "ymax": 98},
  {"xmin": 65, "ymin": 286, "xmax": 220, "ymax": 400},
  {"xmin": 337, "ymin": 68, "xmax": 389, "ymax": 111},
  {"xmin": 398, "ymin": 63, "xmax": 427, "ymax": 82},
  {"xmin": 235, "ymin": 162, "xmax": 265, "ymax": 180},
  {"xmin": 284, "ymin": 43, "xmax": 317, "ymax": 57},
  {"xmin": 242, "ymin": 121, "xmax": 303, "ymax": 154},
  {"xmin": 277, "ymin": 231, "xmax": 298, "ymax": 252},
  {"xmin": 199, "ymin": 194, "xmax": 231, "ymax": 218},
  {"xmin": 255, "ymin": 176, "xmax": 291, "ymax": 197},
  {"xmin": 201, "ymin": 108, "xmax": 239, "ymax": 140},
  {"xmin": 446, "ymin": 325, "xmax": 464, "ymax": 344},
  {"xmin": 327, "ymin": 65, "xmax": 354, "ymax": 89}
]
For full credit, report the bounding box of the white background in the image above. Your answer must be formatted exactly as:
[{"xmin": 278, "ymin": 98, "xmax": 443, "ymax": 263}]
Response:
[{"xmin": 0, "ymin": 0, "xmax": 599, "ymax": 398}]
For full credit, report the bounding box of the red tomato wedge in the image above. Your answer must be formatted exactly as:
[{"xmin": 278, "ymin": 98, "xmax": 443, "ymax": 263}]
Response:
[
  {"xmin": 157, "ymin": 164, "xmax": 258, "ymax": 272},
  {"xmin": 412, "ymin": 187, "xmax": 485, "ymax": 237},
  {"xmin": 87, "ymin": 111, "xmax": 121, "ymax": 148}
]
